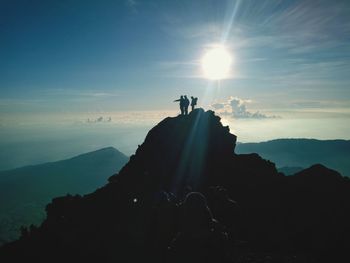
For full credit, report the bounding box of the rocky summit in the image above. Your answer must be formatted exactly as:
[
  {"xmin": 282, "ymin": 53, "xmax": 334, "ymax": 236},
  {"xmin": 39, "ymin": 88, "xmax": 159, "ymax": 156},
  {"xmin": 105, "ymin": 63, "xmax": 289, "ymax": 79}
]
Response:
[{"xmin": 1, "ymin": 109, "xmax": 349, "ymax": 263}]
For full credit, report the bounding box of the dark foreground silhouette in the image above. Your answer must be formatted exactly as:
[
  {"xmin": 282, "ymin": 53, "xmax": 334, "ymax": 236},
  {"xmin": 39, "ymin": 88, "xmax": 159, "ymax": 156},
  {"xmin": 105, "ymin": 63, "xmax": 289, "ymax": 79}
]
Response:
[
  {"xmin": 1, "ymin": 109, "xmax": 349, "ymax": 262},
  {"xmin": 168, "ymin": 192, "xmax": 228, "ymax": 263}
]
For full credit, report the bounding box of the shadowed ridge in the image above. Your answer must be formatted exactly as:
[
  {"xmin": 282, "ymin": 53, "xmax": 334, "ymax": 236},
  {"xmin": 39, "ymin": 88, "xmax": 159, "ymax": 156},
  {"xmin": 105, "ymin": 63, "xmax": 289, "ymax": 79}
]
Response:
[
  {"xmin": 64, "ymin": 147, "xmax": 127, "ymax": 162},
  {"xmin": 293, "ymin": 163, "xmax": 342, "ymax": 179},
  {"xmin": 0, "ymin": 147, "xmax": 128, "ymax": 174},
  {"xmin": 281, "ymin": 164, "xmax": 350, "ymax": 262},
  {"xmin": 285, "ymin": 163, "xmax": 349, "ymax": 195}
]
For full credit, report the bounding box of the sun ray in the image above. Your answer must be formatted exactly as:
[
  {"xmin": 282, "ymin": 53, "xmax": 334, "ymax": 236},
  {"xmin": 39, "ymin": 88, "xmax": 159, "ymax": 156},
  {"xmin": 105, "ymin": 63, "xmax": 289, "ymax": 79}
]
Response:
[{"xmin": 221, "ymin": 0, "xmax": 242, "ymax": 43}]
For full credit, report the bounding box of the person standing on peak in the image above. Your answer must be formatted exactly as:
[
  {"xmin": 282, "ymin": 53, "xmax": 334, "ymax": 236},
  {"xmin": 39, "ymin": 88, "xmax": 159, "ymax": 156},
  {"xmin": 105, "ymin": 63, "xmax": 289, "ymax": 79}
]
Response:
[
  {"xmin": 183, "ymin": 96, "xmax": 190, "ymax": 115},
  {"xmin": 174, "ymin": 96, "xmax": 185, "ymax": 115},
  {"xmin": 190, "ymin": 97, "xmax": 198, "ymax": 111}
]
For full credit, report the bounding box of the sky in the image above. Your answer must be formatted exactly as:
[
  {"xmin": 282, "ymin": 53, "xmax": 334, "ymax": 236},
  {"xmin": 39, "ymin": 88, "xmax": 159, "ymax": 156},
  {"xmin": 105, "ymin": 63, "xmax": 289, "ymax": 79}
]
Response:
[{"xmin": 1, "ymin": 0, "xmax": 350, "ymax": 169}]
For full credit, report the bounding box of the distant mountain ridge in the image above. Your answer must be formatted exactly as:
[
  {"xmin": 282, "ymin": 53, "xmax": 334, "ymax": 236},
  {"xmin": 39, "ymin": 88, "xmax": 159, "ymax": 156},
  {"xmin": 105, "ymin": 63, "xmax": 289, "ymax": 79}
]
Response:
[
  {"xmin": 0, "ymin": 147, "xmax": 128, "ymax": 245},
  {"xmin": 277, "ymin": 166, "xmax": 304, "ymax": 175},
  {"xmin": 236, "ymin": 138, "xmax": 350, "ymax": 176},
  {"xmin": 0, "ymin": 147, "xmax": 125, "ymax": 173}
]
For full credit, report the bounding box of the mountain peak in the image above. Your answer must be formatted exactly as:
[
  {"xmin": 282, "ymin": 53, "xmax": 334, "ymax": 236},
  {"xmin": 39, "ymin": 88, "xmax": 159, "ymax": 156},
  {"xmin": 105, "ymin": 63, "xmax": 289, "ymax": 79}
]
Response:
[
  {"xmin": 141, "ymin": 108, "xmax": 236, "ymax": 157},
  {"xmin": 294, "ymin": 163, "xmax": 343, "ymax": 180},
  {"xmin": 67, "ymin": 146, "xmax": 127, "ymax": 161},
  {"xmin": 109, "ymin": 108, "xmax": 237, "ymax": 194}
]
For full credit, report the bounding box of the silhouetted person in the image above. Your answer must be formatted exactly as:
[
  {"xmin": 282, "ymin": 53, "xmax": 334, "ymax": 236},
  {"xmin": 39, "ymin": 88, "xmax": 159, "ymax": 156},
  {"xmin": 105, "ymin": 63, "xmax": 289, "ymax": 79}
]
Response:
[
  {"xmin": 174, "ymin": 96, "xmax": 185, "ymax": 115},
  {"xmin": 183, "ymin": 95, "xmax": 190, "ymax": 115},
  {"xmin": 191, "ymin": 96, "xmax": 198, "ymax": 111},
  {"xmin": 167, "ymin": 192, "xmax": 228, "ymax": 263}
]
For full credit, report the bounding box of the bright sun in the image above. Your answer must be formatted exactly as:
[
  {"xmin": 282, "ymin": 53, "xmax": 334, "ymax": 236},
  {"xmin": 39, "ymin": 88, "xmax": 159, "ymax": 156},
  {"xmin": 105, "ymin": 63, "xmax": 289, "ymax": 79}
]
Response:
[{"xmin": 201, "ymin": 46, "xmax": 232, "ymax": 80}]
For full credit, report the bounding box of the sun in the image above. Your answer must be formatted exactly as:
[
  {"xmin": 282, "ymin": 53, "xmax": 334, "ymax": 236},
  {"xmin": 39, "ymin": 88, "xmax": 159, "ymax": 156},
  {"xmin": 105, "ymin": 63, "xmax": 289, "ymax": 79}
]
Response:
[{"xmin": 201, "ymin": 45, "xmax": 232, "ymax": 80}]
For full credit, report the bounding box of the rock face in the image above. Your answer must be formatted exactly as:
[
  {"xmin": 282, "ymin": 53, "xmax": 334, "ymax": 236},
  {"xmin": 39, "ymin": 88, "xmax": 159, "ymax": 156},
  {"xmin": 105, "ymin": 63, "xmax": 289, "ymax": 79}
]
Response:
[
  {"xmin": 1, "ymin": 109, "xmax": 349, "ymax": 263},
  {"xmin": 109, "ymin": 109, "xmax": 237, "ymax": 195}
]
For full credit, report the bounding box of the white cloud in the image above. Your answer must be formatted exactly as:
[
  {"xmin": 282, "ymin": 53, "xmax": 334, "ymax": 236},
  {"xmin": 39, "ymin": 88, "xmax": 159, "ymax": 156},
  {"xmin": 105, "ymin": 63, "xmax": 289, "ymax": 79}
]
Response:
[
  {"xmin": 211, "ymin": 97, "xmax": 279, "ymax": 119},
  {"xmin": 211, "ymin": 103, "xmax": 225, "ymax": 110}
]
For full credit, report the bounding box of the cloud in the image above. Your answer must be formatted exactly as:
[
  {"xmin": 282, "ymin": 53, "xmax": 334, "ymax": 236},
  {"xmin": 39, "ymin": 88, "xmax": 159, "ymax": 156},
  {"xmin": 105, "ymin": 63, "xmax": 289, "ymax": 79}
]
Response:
[
  {"xmin": 80, "ymin": 92, "xmax": 119, "ymax": 98},
  {"xmin": 44, "ymin": 89, "xmax": 120, "ymax": 101},
  {"xmin": 212, "ymin": 97, "xmax": 279, "ymax": 119},
  {"xmin": 87, "ymin": 116, "xmax": 112, "ymax": 123},
  {"xmin": 211, "ymin": 103, "xmax": 225, "ymax": 110},
  {"xmin": 248, "ymin": 1, "xmax": 348, "ymax": 53}
]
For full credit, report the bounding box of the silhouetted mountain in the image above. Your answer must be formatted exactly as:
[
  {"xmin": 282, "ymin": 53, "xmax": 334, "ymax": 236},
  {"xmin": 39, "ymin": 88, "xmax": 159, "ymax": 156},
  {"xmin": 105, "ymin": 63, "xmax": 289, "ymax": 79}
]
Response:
[
  {"xmin": 0, "ymin": 147, "xmax": 128, "ymax": 245},
  {"xmin": 277, "ymin": 166, "xmax": 304, "ymax": 175},
  {"xmin": 236, "ymin": 139, "xmax": 350, "ymax": 177},
  {"xmin": 1, "ymin": 109, "xmax": 349, "ymax": 263}
]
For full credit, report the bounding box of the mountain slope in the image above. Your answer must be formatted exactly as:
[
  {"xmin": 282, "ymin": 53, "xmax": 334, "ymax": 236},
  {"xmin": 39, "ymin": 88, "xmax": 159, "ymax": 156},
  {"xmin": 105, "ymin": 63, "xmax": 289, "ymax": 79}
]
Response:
[
  {"xmin": 1, "ymin": 109, "xmax": 349, "ymax": 263},
  {"xmin": 236, "ymin": 139, "xmax": 350, "ymax": 176},
  {"xmin": 0, "ymin": 147, "xmax": 128, "ymax": 245}
]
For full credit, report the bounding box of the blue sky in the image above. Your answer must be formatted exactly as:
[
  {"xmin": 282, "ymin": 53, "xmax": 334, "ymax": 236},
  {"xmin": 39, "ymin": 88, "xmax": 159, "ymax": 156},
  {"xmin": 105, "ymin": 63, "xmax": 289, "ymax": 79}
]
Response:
[
  {"xmin": 2, "ymin": 0, "xmax": 350, "ymax": 112},
  {"xmin": 1, "ymin": 0, "xmax": 350, "ymax": 169}
]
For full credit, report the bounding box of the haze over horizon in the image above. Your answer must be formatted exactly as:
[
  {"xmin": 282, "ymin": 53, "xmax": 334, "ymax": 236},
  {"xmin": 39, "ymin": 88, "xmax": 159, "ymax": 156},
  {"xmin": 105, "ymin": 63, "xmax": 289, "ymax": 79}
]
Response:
[{"xmin": 1, "ymin": 0, "xmax": 350, "ymax": 169}]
